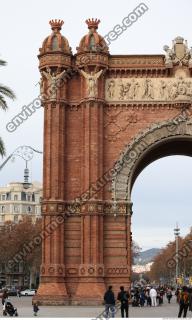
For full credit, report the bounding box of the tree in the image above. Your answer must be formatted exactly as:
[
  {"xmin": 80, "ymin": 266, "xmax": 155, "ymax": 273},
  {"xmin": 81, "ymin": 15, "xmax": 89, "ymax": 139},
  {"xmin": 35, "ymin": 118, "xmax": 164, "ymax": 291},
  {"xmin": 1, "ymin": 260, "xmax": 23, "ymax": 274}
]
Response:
[
  {"xmin": 0, "ymin": 217, "xmax": 42, "ymax": 287},
  {"xmin": 148, "ymin": 228, "xmax": 192, "ymax": 283},
  {"xmin": 0, "ymin": 59, "xmax": 15, "ymax": 156}
]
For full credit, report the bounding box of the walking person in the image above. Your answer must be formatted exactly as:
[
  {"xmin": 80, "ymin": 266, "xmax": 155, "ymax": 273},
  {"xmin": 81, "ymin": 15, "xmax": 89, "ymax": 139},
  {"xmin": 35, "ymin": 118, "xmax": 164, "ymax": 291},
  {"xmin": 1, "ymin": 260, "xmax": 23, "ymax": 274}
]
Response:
[
  {"xmin": 1, "ymin": 289, "xmax": 8, "ymax": 306},
  {"xmin": 178, "ymin": 286, "xmax": 189, "ymax": 318},
  {"xmin": 117, "ymin": 286, "xmax": 130, "ymax": 318},
  {"xmin": 33, "ymin": 302, "xmax": 39, "ymax": 316},
  {"xmin": 166, "ymin": 287, "xmax": 172, "ymax": 304},
  {"xmin": 140, "ymin": 290, "xmax": 145, "ymax": 307},
  {"xmin": 146, "ymin": 290, "xmax": 151, "ymax": 306},
  {"xmin": 16, "ymin": 288, "xmax": 21, "ymax": 298},
  {"xmin": 149, "ymin": 287, "xmax": 157, "ymax": 307},
  {"xmin": 188, "ymin": 288, "xmax": 192, "ymax": 312},
  {"xmin": 104, "ymin": 286, "xmax": 116, "ymax": 318}
]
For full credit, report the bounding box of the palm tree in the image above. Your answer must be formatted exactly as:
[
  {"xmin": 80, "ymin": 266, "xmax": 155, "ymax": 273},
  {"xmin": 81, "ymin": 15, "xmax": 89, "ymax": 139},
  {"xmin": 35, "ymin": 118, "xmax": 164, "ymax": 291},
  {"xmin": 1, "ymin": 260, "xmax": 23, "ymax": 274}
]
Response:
[{"xmin": 0, "ymin": 59, "xmax": 16, "ymax": 156}]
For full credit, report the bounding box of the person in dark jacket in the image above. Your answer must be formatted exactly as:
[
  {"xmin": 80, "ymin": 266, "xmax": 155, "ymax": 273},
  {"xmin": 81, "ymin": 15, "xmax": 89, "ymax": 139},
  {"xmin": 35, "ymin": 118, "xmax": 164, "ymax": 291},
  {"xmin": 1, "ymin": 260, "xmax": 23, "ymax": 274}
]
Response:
[
  {"xmin": 33, "ymin": 302, "xmax": 39, "ymax": 316},
  {"xmin": 104, "ymin": 286, "xmax": 116, "ymax": 318},
  {"xmin": 2, "ymin": 290, "xmax": 8, "ymax": 306},
  {"xmin": 166, "ymin": 287, "xmax": 172, "ymax": 304},
  {"xmin": 117, "ymin": 286, "xmax": 130, "ymax": 318},
  {"xmin": 178, "ymin": 286, "xmax": 190, "ymax": 318},
  {"xmin": 188, "ymin": 288, "xmax": 192, "ymax": 312}
]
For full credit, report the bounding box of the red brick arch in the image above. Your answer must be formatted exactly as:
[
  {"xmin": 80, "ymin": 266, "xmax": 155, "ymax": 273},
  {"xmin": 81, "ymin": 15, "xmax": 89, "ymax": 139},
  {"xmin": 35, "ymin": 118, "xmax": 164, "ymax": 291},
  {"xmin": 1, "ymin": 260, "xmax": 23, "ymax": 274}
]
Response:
[
  {"xmin": 34, "ymin": 22, "xmax": 192, "ymax": 305},
  {"xmin": 113, "ymin": 118, "xmax": 192, "ymax": 201}
]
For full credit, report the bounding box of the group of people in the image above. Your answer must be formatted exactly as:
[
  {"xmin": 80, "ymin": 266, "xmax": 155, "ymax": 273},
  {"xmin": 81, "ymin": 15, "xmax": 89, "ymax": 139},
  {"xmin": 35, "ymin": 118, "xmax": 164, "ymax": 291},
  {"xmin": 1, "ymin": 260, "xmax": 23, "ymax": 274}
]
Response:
[
  {"xmin": 103, "ymin": 284, "xmax": 192, "ymax": 318},
  {"xmin": 1, "ymin": 289, "xmax": 39, "ymax": 316},
  {"xmin": 131, "ymin": 285, "xmax": 173, "ymax": 307}
]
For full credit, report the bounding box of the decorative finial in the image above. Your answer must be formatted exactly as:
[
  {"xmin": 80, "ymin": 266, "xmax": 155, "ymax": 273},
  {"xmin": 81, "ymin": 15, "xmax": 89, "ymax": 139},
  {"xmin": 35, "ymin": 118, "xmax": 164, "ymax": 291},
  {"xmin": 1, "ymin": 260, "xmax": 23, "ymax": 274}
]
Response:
[
  {"xmin": 85, "ymin": 18, "xmax": 100, "ymax": 30},
  {"xmin": 49, "ymin": 19, "xmax": 64, "ymax": 32},
  {"xmin": 174, "ymin": 36, "xmax": 184, "ymax": 44}
]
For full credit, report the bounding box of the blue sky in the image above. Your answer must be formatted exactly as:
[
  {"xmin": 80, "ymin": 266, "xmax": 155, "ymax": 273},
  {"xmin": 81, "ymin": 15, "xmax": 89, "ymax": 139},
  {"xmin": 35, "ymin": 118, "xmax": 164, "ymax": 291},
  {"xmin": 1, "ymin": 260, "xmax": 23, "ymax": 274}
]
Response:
[{"xmin": 0, "ymin": 0, "xmax": 192, "ymax": 249}]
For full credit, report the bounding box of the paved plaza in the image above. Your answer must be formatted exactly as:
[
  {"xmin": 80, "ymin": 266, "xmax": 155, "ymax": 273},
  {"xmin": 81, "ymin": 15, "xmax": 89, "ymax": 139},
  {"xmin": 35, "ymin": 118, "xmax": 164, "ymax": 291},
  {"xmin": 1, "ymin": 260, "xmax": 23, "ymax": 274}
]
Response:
[{"xmin": 0, "ymin": 296, "xmax": 189, "ymax": 318}]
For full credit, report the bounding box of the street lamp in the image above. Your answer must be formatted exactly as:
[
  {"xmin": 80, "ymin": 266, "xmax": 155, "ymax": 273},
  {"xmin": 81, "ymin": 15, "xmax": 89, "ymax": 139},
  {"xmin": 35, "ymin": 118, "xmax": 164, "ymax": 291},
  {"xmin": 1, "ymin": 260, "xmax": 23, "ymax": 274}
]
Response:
[
  {"xmin": 174, "ymin": 223, "xmax": 180, "ymax": 285},
  {"xmin": 0, "ymin": 145, "xmax": 42, "ymax": 189}
]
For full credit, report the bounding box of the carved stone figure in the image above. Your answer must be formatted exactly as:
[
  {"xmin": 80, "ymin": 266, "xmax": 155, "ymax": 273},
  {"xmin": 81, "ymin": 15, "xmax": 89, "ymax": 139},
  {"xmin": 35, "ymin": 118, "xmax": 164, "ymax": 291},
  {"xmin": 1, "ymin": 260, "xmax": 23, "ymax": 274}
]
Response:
[
  {"xmin": 186, "ymin": 81, "xmax": 192, "ymax": 96},
  {"xmin": 168, "ymin": 82, "xmax": 178, "ymax": 100},
  {"xmin": 163, "ymin": 45, "xmax": 175, "ymax": 66},
  {"xmin": 107, "ymin": 80, "xmax": 115, "ymax": 98},
  {"xmin": 143, "ymin": 79, "xmax": 154, "ymax": 99},
  {"xmin": 129, "ymin": 80, "xmax": 140, "ymax": 99},
  {"xmin": 189, "ymin": 47, "xmax": 192, "ymax": 67},
  {"xmin": 119, "ymin": 80, "xmax": 125, "ymax": 100},
  {"xmin": 159, "ymin": 80, "xmax": 167, "ymax": 99},
  {"xmin": 40, "ymin": 77, "xmax": 45, "ymax": 96},
  {"xmin": 118, "ymin": 81, "xmax": 132, "ymax": 100},
  {"xmin": 80, "ymin": 69, "xmax": 103, "ymax": 97},
  {"xmin": 163, "ymin": 37, "xmax": 192, "ymax": 67},
  {"xmin": 42, "ymin": 68, "xmax": 66, "ymax": 100},
  {"xmin": 124, "ymin": 82, "xmax": 131, "ymax": 99}
]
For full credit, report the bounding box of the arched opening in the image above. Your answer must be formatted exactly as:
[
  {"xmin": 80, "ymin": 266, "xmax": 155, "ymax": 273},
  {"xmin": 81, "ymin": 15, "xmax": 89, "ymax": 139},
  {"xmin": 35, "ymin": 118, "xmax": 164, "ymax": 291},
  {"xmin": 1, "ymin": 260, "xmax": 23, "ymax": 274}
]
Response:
[
  {"xmin": 131, "ymin": 155, "xmax": 192, "ymax": 251},
  {"xmin": 130, "ymin": 137, "xmax": 192, "ymax": 192},
  {"xmin": 113, "ymin": 119, "xmax": 192, "ymax": 284},
  {"xmin": 113, "ymin": 119, "xmax": 192, "ymax": 201}
]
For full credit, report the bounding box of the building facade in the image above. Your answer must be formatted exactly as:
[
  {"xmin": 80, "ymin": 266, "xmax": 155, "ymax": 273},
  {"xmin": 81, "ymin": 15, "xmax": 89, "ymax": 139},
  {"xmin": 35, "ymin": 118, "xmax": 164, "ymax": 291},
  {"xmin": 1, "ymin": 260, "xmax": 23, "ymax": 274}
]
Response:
[
  {"xmin": 35, "ymin": 18, "xmax": 192, "ymax": 305},
  {"xmin": 0, "ymin": 182, "xmax": 42, "ymax": 287},
  {"xmin": 0, "ymin": 182, "xmax": 42, "ymax": 224}
]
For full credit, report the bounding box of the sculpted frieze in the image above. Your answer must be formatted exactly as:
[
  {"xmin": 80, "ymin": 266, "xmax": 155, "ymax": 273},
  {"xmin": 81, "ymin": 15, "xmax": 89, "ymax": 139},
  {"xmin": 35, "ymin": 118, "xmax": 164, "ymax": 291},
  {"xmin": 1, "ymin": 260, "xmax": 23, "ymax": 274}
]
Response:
[{"xmin": 105, "ymin": 77, "xmax": 192, "ymax": 102}]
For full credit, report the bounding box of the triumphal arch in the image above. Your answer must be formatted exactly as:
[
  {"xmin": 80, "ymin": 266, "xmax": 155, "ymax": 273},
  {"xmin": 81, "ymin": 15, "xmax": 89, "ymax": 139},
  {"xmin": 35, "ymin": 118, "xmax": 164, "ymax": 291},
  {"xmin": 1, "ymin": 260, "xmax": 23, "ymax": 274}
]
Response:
[{"xmin": 35, "ymin": 19, "xmax": 192, "ymax": 305}]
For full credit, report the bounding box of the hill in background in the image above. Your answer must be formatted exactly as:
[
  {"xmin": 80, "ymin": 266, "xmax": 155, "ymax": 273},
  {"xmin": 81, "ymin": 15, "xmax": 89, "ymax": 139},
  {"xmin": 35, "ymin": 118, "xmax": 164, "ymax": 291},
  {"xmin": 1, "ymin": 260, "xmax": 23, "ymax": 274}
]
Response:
[{"xmin": 134, "ymin": 248, "xmax": 161, "ymax": 265}]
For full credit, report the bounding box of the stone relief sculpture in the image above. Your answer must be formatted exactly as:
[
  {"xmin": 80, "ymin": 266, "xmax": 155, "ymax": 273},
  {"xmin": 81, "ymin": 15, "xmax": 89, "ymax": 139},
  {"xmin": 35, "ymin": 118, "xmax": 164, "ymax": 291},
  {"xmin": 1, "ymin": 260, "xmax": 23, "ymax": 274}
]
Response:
[
  {"xmin": 163, "ymin": 45, "xmax": 175, "ymax": 66},
  {"xmin": 40, "ymin": 77, "xmax": 45, "ymax": 96},
  {"xmin": 80, "ymin": 69, "xmax": 103, "ymax": 97},
  {"xmin": 107, "ymin": 80, "xmax": 115, "ymax": 98},
  {"xmin": 129, "ymin": 80, "xmax": 140, "ymax": 100},
  {"xmin": 168, "ymin": 82, "xmax": 177, "ymax": 100},
  {"xmin": 163, "ymin": 37, "xmax": 192, "ymax": 67},
  {"xmin": 118, "ymin": 80, "xmax": 126, "ymax": 100},
  {"xmin": 41, "ymin": 68, "xmax": 66, "ymax": 100},
  {"xmin": 159, "ymin": 80, "xmax": 167, "ymax": 99},
  {"xmin": 123, "ymin": 82, "xmax": 131, "ymax": 99},
  {"xmin": 142, "ymin": 79, "xmax": 154, "ymax": 99},
  {"xmin": 105, "ymin": 77, "xmax": 192, "ymax": 102}
]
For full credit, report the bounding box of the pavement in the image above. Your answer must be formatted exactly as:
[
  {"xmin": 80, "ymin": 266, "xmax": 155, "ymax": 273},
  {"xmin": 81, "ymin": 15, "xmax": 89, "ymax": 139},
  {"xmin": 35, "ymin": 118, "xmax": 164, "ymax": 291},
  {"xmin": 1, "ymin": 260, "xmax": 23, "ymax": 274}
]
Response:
[{"xmin": 0, "ymin": 296, "xmax": 190, "ymax": 318}]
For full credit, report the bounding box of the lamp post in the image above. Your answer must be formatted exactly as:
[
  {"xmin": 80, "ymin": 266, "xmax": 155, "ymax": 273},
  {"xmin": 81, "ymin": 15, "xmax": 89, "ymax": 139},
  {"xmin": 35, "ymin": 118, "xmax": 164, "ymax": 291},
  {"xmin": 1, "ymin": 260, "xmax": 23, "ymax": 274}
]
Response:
[
  {"xmin": 174, "ymin": 223, "xmax": 180, "ymax": 285},
  {"xmin": 0, "ymin": 145, "xmax": 42, "ymax": 189}
]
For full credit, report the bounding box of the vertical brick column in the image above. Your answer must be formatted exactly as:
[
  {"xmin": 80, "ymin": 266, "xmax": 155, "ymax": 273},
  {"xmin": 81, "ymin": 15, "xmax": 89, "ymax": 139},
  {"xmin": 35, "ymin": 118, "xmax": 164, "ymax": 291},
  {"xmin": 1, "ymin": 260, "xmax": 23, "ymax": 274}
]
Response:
[
  {"xmin": 103, "ymin": 201, "xmax": 132, "ymax": 294},
  {"xmin": 74, "ymin": 100, "xmax": 106, "ymax": 305},
  {"xmin": 36, "ymin": 19, "xmax": 72, "ymax": 305},
  {"xmin": 126, "ymin": 202, "xmax": 133, "ymax": 287},
  {"xmin": 35, "ymin": 99, "xmax": 69, "ymax": 305}
]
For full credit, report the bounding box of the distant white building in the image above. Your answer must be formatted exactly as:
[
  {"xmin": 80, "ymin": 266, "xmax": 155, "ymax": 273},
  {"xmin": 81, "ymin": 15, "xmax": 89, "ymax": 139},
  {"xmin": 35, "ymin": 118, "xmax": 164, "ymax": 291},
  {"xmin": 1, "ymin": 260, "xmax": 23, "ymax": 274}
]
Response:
[
  {"xmin": 132, "ymin": 262, "xmax": 153, "ymax": 273},
  {"xmin": 0, "ymin": 182, "xmax": 42, "ymax": 224}
]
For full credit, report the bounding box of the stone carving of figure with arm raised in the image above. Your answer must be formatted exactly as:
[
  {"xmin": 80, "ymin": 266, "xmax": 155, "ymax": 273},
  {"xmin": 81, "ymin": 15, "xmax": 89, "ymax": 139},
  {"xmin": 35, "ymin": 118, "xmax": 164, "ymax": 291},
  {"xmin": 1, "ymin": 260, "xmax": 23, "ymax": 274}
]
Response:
[
  {"xmin": 41, "ymin": 67, "xmax": 66, "ymax": 100},
  {"xmin": 80, "ymin": 69, "xmax": 103, "ymax": 97}
]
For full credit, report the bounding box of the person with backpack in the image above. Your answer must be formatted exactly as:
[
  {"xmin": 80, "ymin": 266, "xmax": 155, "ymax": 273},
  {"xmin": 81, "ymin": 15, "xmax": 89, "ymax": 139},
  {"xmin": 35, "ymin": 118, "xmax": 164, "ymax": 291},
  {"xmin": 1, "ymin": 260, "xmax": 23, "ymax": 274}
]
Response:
[
  {"xmin": 178, "ymin": 286, "xmax": 190, "ymax": 318},
  {"xmin": 104, "ymin": 286, "xmax": 116, "ymax": 318},
  {"xmin": 117, "ymin": 286, "xmax": 130, "ymax": 318}
]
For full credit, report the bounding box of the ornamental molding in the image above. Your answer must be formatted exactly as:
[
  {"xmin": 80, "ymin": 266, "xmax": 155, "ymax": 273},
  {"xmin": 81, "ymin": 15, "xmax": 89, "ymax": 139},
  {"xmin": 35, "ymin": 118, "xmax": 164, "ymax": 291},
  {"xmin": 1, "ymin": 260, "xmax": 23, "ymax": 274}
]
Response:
[{"xmin": 41, "ymin": 200, "xmax": 132, "ymax": 215}]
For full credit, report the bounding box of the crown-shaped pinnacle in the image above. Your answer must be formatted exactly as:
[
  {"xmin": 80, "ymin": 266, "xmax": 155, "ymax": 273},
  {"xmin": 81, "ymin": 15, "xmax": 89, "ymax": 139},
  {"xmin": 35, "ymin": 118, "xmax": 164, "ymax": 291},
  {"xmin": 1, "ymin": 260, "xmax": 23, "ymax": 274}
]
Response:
[
  {"xmin": 49, "ymin": 19, "xmax": 64, "ymax": 31},
  {"xmin": 85, "ymin": 18, "xmax": 100, "ymax": 30}
]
